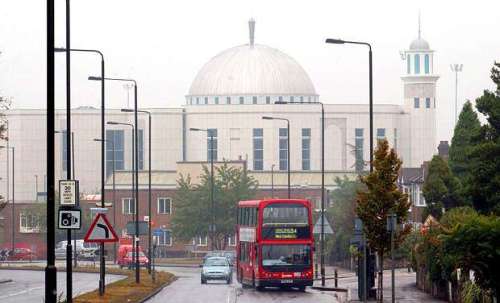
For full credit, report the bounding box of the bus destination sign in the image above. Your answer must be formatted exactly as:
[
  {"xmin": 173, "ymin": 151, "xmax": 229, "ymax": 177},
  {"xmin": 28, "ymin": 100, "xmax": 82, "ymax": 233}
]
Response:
[{"xmin": 262, "ymin": 226, "xmax": 310, "ymax": 239}]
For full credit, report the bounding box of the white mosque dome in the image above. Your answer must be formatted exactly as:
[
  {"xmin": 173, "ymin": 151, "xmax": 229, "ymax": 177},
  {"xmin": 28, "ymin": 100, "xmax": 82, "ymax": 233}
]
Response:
[
  {"xmin": 186, "ymin": 19, "xmax": 318, "ymax": 106},
  {"xmin": 409, "ymin": 37, "xmax": 430, "ymax": 50}
]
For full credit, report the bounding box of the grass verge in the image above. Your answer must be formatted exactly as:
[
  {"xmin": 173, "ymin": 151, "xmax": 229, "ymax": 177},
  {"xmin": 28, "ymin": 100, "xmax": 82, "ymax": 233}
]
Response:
[{"xmin": 74, "ymin": 269, "xmax": 175, "ymax": 303}]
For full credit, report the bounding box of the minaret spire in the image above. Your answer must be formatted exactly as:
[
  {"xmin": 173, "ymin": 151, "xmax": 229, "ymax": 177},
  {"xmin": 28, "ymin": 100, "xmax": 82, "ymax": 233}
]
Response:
[{"xmin": 249, "ymin": 18, "xmax": 255, "ymax": 47}]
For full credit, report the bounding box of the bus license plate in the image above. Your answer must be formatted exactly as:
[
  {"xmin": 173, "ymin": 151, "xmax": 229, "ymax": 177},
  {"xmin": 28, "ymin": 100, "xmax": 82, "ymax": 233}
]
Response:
[{"xmin": 280, "ymin": 279, "xmax": 293, "ymax": 284}]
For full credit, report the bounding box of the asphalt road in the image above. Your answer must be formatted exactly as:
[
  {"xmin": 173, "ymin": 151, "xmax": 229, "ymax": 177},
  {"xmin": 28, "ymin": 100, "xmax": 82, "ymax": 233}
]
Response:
[
  {"xmin": 0, "ymin": 270, "xmax": 123, "ymax": 303},
  {"xmin": 147, "ymin": 266, "xmax": 340, "ymax": 303}
]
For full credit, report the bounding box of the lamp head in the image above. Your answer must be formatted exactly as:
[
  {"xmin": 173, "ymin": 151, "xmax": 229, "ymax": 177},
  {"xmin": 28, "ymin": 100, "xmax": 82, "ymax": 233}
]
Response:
[
  {"xmin": 262, "ymin": 116, "xmax": 274, "ymax": 120},
  {"xmin": 93, "ymin": 138, "xmax": 102, "ymax": 142},
  {"xmin": 325, "ymin": 38, "xmax": 345, "ymax": 44},
  {"xmin": 121, "ymin": 108, "xmax": 134, "ymax": 113},
  {"xmin": 189, "ymin": 128, "xmax": 203, "ymax": 132},
  {"xmin": 88, "ymin": 76, "xmax": 102, "ymax": 81},
  {"xmin": 54, "ymin": 47, "xmax": 66, "ymax": 52},
  {"xmin": 107, "ymin": 121, "xmax": 119, "ymax": 125}
]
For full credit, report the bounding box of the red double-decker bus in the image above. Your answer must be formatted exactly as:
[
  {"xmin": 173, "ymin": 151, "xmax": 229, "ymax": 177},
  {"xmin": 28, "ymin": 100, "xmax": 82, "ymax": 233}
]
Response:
[{"xmin": 236, "ymin": 199, "xmax": 314, "ymax": 291}]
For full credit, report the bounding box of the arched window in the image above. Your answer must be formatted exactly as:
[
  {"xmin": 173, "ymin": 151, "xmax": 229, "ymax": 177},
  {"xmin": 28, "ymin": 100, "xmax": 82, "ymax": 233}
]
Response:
[
  {"xmin": 215, "ymin": 97, "xmax": 219, "ymax": 105},
  {"xmin": 407, "ymin": 54, "xmax": 411, "ymax": 74},
  {"xmin": 424, "ymin": 54, "xmax": 430, "ymax": 74},
  {"xmin": 226, "ymin": 96, "xmax": 231, "ymax": 104},
  {"xmin": 414, "ymin": 54, "xmax": 420, "ymax": 74}
]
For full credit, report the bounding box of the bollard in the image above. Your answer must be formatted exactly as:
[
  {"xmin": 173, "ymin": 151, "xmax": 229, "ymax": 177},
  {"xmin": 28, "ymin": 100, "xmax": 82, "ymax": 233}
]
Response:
[{"xmin": 334, "ymin": 269, "xmax": 338, "ymax": 288}]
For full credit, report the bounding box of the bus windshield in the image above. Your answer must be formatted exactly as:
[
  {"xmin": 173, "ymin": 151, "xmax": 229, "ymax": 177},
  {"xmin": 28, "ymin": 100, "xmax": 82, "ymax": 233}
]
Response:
[
  {"xmin": 262, "ymin": 203, "xmax": 308, "ymax": 226},
  {"xmin": 261, "ymin": 244, "xmax": 311, "ymax": 268}
]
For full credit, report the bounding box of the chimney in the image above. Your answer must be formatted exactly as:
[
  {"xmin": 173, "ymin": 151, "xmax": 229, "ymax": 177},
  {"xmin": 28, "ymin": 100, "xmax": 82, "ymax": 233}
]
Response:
[{"xmin": 438, "ymin": 141, "xmax": 449, "ymax": 159}]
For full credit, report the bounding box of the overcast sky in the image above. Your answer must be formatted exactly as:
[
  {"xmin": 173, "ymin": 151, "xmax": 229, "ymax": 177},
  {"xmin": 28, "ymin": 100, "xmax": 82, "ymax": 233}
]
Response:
[{"xmin": 0, "ymin": 0, "xmax": 499, "ymax": 142}]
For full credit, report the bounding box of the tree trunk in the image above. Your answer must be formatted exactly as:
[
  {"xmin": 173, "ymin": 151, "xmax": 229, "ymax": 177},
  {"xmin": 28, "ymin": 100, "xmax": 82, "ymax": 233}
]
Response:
[{"xmin": 378, "ymin": 252, "xmax": 384, "ymax": 302}]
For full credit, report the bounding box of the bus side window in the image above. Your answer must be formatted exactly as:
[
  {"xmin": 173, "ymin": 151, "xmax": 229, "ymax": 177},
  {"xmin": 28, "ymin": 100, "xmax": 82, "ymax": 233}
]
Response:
[{"xmin": 244, "ymin": 208, "xmax": 249, "ymax": 226}]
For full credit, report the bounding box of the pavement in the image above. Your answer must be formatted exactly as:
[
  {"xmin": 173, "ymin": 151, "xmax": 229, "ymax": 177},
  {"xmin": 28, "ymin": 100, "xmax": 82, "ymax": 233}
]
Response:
[
  {"xmin": 0, "ymin": 269, "xmax": 124, "ymax": 303},
  {"xmin": 325, "ymin": 267, "xmax": 443, "ymax": 302}
]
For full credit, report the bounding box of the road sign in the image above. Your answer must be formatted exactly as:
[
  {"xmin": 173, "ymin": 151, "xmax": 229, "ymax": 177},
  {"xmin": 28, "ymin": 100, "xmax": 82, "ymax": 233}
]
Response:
[
  {"xmin": 84, "ymin": 213, "xmax": 118, "ymax": 243},
  {"xmin": 153, "ymin": 228, "xmax": 163, "ymax": 237},
  {"xmin": 313, "ymin": 214, "xmax": 334, "ymax": 234},
  {"xmin": 126, "ymin": 221, "xmax": 148, "ymax": 235},
  {"xmin": 59, "ymin": 180, "xmax": 78, "ymax": 206},
  {"xmin": 58, "ymin": 209, "xmax": 81, "ymax": 229}
]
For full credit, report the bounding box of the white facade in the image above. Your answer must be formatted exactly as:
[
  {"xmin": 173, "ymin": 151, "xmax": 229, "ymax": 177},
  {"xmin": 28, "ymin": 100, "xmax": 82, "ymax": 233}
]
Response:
[{"xmin": 0, "ymin": 20, "xmax": 439, "ymax": 201}]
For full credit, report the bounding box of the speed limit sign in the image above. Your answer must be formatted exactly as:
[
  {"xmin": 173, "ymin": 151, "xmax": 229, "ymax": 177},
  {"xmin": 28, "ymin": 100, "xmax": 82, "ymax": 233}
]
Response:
[{"xmin": 59, "ymin": 180, "xmax": 79, "ymax": 206}]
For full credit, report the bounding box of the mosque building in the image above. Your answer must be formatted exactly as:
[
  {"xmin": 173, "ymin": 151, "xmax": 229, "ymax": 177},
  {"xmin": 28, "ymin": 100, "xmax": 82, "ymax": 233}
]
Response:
[{"xmin": 0, "ymin": 19, "xmax": 439, "ymax": 255}]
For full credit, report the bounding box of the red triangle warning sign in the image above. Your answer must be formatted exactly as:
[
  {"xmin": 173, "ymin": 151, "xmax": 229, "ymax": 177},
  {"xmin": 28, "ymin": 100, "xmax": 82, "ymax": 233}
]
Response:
[{"xmin": 84, "ymin": 213, "xmax": 119, "ymax": 243}]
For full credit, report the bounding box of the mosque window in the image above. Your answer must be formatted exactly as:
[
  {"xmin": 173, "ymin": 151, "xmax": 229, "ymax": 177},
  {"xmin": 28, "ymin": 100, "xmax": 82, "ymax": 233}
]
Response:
[
  {"xmin": 424, "ymin": 54, "xmax": 430, "ymax": 74},
  {"xmin": 226, "ymin": 96, "xmax": 231, "ymax": 104},
  {"xmin": 300, "ymin": 96, "xmax": 304, "ymax": 103},
  {"xmin": 290, "ymin": 96, "xmax": 294, "ymax": 102},
  {"xmin": 266, "ymin": 96, "xmax": 271, "ymax": 104},
  {"xmin": 414, "ymin": 54, "xmax": 420, "ymax": 74},
  {"xmin": 394, "ymin": 128, "xmax": 398, "ymax": 152},
  {"xmin": 207, "ymin": 129, "xmax": 218, "ymax": 161},
  {"xmin": 414, "ymin": 97, "xmax": 420, "ymax": 108},
  {"xmin": 278, "ymin": 96, "xmax": 283, "ymax": 102},
  {"xmin": 407, "ymin": 54, "xmax": 411, "ymax": 74},
  {"xmin": 279, "ymin": 128, "xmax": 288, "ymax": 171},
  {"xmin": 425, "ymin": 98, "xmax": 431, "ymax": 108},
  {"xmin": 253, "ymin": 128, "xmax": 263, "ymax": 171},
  {"xmin": 377, "ymin": 128, "xmax": 386, "ymax": 140},
  {"xmin": 252, "ymin": 96, "xmax": 257, "ymax": 104},
  {"xmin": 308, "ymin": 96, "xmax": 311, "ymax": 103},
  {"xmin": 215, "ymin": 97, "xmax": 219, "ymax": 105},
  {"xmin": 196, "ymin": 97, "xmax": 200, "ymax": 105},
  {"xmin": 239, "ymin": 96, "xmax": 244, "ymax": 104},
  {"xmin": 302, "ymin": 128, "xmax": 311, "ymax": 170},
  {"xmin": 204, "ymin": 97, "xmax": 208, "ymax": 105},
  {"xmin": 355, "ymin": 128, "xmax": 364, "ymax": 172}
]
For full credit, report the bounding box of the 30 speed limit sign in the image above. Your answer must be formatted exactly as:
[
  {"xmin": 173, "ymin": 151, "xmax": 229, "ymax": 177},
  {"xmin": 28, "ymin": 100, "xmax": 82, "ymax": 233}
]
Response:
[{"xmin": 59, "ymin": 180, "xmax": 79, "ymax": 206}]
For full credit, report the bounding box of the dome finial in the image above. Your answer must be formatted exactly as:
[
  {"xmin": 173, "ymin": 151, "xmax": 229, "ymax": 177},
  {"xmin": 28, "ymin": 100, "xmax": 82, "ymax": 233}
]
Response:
[
  {"xmin": 249, "ymin": 18, "xmax": 255, "ymax": 47},
  {"xmin": 418, "ymin": 11, "xmax": 421, "ymax": 39}
]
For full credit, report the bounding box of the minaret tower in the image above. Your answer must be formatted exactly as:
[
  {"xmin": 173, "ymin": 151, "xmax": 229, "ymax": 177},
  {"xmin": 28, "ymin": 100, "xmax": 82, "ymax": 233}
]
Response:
[{"xmin": 400, "ymin": 16, "xmax": 439, "ymax": 167}]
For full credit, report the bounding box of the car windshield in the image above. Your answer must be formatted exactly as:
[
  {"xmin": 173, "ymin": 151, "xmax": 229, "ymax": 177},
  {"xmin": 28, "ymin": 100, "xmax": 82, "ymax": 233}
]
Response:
[
  {"xmin": 262, "ymin": 203, "xmax": 308, "ymax": 226},
  {"xmin": 262, "ymin": 244, "xmax": 311, "ymax": 267},
  {"xmin": 204, "ymin": 258, "xmax": 228, "ymax": 267}
]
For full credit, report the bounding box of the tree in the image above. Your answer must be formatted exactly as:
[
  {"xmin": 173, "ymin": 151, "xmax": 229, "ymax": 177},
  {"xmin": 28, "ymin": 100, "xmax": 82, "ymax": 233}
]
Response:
[
  {"xmin": 422, "ymin": 156, "xmax": 463, "ymax": 220},
  {"xmin": 326, "ymin": 176, "xmax": 364, "ymax": 263},
  {"xmin": 355, "ymin": 139, "xmax": 411, "ymax": 302},
  {"xmin": 448, "ymin": 101, "xmax": 481, "ymax": 181},
  {"xmin": 171, "ymin": 162, "xmax": 258, "ymax": 250},
  {"xmin": 0, "ymin": 94, "xmax": 10, "ymax": 237},
  {"xmin": 442, "ymin": 214, "xmax": 500, "ymax": 299},
  {"xmin": 467, "ymin": 62, "xmax": 500, "ymax": 214}
]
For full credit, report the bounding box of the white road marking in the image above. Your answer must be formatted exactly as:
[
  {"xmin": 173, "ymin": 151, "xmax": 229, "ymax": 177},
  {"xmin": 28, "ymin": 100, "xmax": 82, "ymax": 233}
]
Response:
[{"xmin": 0, "ymin": 287, "xmax": 44, "ymax": 299}]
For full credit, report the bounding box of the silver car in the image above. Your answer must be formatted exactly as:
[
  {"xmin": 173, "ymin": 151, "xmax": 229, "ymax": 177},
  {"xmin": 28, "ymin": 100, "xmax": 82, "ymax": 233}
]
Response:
[{"xmin": 201, "ymin": 257, "xmax": 232, "ymax": 284}]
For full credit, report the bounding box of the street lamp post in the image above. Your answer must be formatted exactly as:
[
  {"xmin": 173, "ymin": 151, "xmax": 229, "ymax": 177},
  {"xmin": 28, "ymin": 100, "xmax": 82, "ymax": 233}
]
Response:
[
  {"xmin": 326, "ymin": 37, "xmax": 373, "ymax": 301},
  {"xmin": 262, "ymin": 116, "xmax": 290, "ymax": 198},
  {"xmin": 274, "ymin": 100, "xmax": 326, "ymax": 285},
  {"xmin": 189, "ymin": 128, "xmax": 216, "ymax": 250},
  {"xmin": 450, "ymin": 64, "xmax": 463, "ymax": 125},
  {"xmin": 92, "ymin": 77, "xmax": 139, "ymax": 283},
  {"xmin": 55, "ymin": 47, "xmax": 105, "ymax": 291},
  {"xmin": 45, "ymin": 1, "xmax": 57, "ymax": 300},
  {"xmin": 122, "ymin": 108, "xmax": 152, "ymax": 273},
  {"xmin": 94, "ymin": 138, "xmax": 116, "ymax": 262},
  {"xmin": 107, "ymin": 121, "xmax": 139, "ymax": 282}
]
